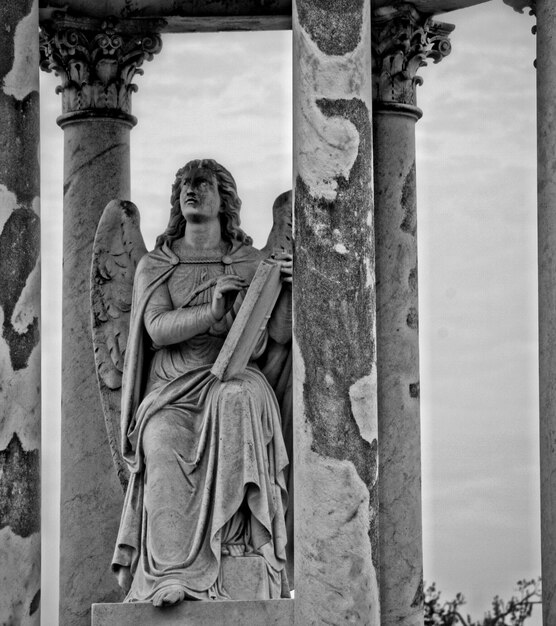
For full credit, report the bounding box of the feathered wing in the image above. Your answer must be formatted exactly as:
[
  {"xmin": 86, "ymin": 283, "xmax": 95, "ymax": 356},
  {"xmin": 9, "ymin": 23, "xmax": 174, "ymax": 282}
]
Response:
[
  {"xmin": 91, "ymin": 200, "xmax": 147, "ymax": 491},
  {"xmin": 259, "ymin": 189, "xmax": 294, "ymax": 585},
  {"xmin": 261, "ymin": 190, "xmax": 293, "ymax": 258}
]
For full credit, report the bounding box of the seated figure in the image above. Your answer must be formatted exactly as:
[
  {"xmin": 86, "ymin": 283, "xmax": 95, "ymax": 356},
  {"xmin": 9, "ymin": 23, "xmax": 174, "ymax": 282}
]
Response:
[{"xmin": 102, "ymin": 159, "xmax": 292, "ymax": 606}]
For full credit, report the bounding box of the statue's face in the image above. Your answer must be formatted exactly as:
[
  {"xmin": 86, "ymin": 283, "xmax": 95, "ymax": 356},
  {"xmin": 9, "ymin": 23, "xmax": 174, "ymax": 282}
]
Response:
[{"xmin": 179, "ymin": 166, "xmax": 222, "ymax": 224}]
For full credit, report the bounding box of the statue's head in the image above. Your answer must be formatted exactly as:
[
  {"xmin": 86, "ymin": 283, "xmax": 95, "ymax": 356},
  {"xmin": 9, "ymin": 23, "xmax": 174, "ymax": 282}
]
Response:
[{"xmin": 156, "ymin": 159, "xmax": 252, "ymax": 249}]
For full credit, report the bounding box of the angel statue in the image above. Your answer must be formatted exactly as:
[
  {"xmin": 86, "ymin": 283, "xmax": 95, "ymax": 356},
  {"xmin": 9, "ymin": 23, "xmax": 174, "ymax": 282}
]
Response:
[{"xmin": 90, "ymin": 159, "xmax": 293, "ymax": 607}]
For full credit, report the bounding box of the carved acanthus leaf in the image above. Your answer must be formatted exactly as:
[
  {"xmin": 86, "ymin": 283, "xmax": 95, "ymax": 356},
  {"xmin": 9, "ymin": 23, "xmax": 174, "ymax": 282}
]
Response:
[
  {"xmin": 39, "ymin": 15, "xmax": 163, "ymax": 115},
  {"xmin": 372, "ymin": 5, "xmax": 454, "ymax": 106}
]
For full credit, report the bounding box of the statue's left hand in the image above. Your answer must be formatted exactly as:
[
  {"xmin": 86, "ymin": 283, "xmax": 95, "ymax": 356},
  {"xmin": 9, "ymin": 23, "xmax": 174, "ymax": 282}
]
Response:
[{"xmin": 274, "ymin": 253, "xmax": 292, "ymax": 285}]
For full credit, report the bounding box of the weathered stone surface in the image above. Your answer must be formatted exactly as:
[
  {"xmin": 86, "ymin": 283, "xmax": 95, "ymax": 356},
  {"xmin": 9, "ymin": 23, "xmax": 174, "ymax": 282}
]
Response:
[
  {"xmin": 39, "ymin": 0, "xmax": 291, "ymax": 20},
  {"xmin": 373, "ymin": 111, "xmax": 423, "ymax": 626},
  {"xmin": 371, "ymin": 9, "xmax": 453, "ymax": 623},
  {"xmin": 0, "ymin": 0, "xmax": 41, "ymax": 624},
  {"xmin": 536, "ymin": 0, "xmax": 556, "ymax": 622},
  {"xmin": 293, "ymin": 0, "xmax": 379, "ymax": 623},
  {"xmin": 92, "ymin": 599, "xmax": 294, "ymax": 626},
  {"xmin": 220, "ymin": 555, "xmax": 278, "ymax": 600},
  {"xmin": 58, "ymin": 117, "xmax": 132, "ymax": 626}
]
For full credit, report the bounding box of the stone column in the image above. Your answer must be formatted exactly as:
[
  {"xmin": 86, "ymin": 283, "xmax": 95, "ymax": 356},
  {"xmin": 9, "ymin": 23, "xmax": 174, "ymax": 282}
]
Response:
[
  {"xmin": 536, "ymin": 3, "xmax": 556, "ymax": 621},
  {"xmin": 372, "ymin": 7, "xmax": 453, "ymax": 625},
  {"xmin": 40, "ymin": 17, "xmax": 161, "ymax": 626},
  {"xmin": 504, "ymin": 1, "xmax": 556, "ymax": 623},
  {"xmin": 293, "ymin": 1, "xmax": 379, "ymax": 624},
  {"xmin": 0, "ymin": 1, "xmax": 41, "ymax": 624},
  {"xmin": 504, "ymin": 0, "xmax": 556, "ymax": 621}
]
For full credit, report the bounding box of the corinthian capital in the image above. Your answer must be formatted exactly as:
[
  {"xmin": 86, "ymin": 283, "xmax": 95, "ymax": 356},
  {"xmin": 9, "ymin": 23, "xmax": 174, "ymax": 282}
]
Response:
[
  {"xmin": 372, "ymin": 5, "xmax": 454, "ymax": 107},
  {"xmin": 40, "ymin": 14, "xmax": 163, "ymax": 120}
]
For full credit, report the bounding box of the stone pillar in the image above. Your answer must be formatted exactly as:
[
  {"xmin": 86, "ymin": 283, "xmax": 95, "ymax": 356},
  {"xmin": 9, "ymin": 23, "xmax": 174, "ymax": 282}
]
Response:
[
  {"xmin": 40, "ymin": 17, "xmax": 161, "ymax": 626},
  {"xmin": 503, "ymin": 1, "xmax": 556, "ymax": 622},
  {"xmin": 0, "ymin": 1, "xmax": 41, "ymax": 624},
  {"xmin": 293, "ymin": 1, "xmax": 379, "ymax": 623},
  {"xmin": 371, "ymin": 7, "xmax": 453, "ymax": 625},
  {"xmin": 536, "ymin": 3, "xmax": 556, "ymax": 620}
]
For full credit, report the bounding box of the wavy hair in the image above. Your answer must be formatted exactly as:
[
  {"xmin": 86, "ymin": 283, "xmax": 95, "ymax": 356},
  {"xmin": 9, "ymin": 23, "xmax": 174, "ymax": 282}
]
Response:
[{"xmin": 155, "ymin": 159, "xmax": 252, "ymax": 249}]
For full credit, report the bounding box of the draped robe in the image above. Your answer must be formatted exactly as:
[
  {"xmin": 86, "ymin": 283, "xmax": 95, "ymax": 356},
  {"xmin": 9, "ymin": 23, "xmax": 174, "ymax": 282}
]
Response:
[{"xmin": 112, "ymin": 240, "xmax": 291, "ymax": 601}]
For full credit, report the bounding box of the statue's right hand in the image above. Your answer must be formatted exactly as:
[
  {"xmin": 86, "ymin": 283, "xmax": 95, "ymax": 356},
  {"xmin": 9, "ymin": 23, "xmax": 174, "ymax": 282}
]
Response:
[{"xmin": 211, "ymin": 274, "xmax": 247, "ymax": 321}]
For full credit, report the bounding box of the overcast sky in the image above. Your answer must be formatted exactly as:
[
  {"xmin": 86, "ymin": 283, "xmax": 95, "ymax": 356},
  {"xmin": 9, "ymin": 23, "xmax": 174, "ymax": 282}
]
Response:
[{"xmin": 39, "ymin": 2, "xmax": 541, "ymax": 624}]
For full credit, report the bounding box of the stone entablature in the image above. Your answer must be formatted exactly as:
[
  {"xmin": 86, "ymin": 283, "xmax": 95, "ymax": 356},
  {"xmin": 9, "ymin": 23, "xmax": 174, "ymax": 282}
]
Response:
[
  {"xmin": 503, "ymin": 0, "xmax": 536, "ymax": 14},
  {"xmin": 372, "ymin": 4, "xmax": 453, "ymax": 109},
  {"xmin": 39, "ymin": 15, "xmax": 162, "ymax": 120}
]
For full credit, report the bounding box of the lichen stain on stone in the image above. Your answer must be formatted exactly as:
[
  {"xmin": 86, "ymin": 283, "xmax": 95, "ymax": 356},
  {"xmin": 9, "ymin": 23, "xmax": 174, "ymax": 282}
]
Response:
[
  {"xmin": 406, "ymin": 306, "xmax": 418, "ymax": 330},
  {"xmin": 0, "ymin": 0, "xmax": 34, "ymax": 83},
  {"xmin": 297, "ymin": 0, "xmax": 364, "ymax": 56},
  {"xmin": 411, "ymin": 575, "xmax": 424, "ymax": 608},
  {"xmin": 0, "ymin": 433, "xmax": 40, "ymax": 538},
  {"xmin": 408, "ymin": 266, "xmax": 418, "ymax": 293},
  {"xmin": 409, "ymin": 381, "xmax": 420, "ymax": 399},
  {"xmin": 2, "ymin": 3, "xmax": 39, "ymax": 101},
  {"xmin": 295, "ymin": 96, "xmax": 378, "ymax": 567},
  {"xmin": 0, "ymin": 91, "xmax": 40, "ymax": 208},
  {"xmin": 29, "ymin": 588, "xmax": 40, "ymax": 615},
  {"xmin": 400, "ymin": 162, "xmax": 417, "ymax": 236},
  {"xmin": 0, "ymin": 208, "xmax": 40, "ymax": 371},
  {"xmin": 0, "ymin": 1, "xmax": 40, "ymax": 209}
]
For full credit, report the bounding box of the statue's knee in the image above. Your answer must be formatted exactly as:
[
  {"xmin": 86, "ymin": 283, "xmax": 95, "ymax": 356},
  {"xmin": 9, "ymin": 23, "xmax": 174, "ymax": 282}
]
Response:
[
  {"xmin": 217, "ymin": 378, "xmax": 254, "ymax": 405},
  {"xmin": 143, "ymin": 415, "xmax": 178, "ymax": 461},
  {"xmin": 216, "ymin": 377, "xmax": 263, "ymax": 414}
]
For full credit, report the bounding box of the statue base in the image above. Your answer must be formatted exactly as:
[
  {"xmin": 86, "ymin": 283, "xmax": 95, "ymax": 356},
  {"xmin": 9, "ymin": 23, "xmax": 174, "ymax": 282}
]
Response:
[
  {"xmin": 220, "ymin": 554, "xmax": 281, "ymax": 599},
  {"xmin": 91, "ymin": 599, "xmax": 294, "ymax": 626},
  {"xmin": 91, "ymin": 556, "xmax": 293, "ymax": 625}
]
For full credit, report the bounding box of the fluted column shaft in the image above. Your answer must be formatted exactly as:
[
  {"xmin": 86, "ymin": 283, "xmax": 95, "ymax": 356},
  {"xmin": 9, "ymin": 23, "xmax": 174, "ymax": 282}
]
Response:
[
  {"xmin": 40, "ymin": 17, "xmax": 161, "ymax": 626},
  {"xmin": 293, "ymin": 1, "xmax": 380, "ymax": 623},
  {"xmin": 0, "ymin": 1, "xmax": 41, "ymax": 624},
  {"xmin": 372, "ymin": 6, "xmax": 453, "ymax": 625}
]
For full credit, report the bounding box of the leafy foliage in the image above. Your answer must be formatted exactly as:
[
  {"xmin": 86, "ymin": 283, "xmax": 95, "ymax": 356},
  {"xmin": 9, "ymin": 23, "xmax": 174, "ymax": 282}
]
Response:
[{"xmin": 424, "ymin": 579, "xmax": 542, "ymax": 626}]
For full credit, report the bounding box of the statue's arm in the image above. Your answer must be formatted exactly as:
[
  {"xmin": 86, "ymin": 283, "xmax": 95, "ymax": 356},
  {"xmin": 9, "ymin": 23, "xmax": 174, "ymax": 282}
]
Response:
[{"xmin": 144, "ymin": 282, "xmax": 218, "ymax": 346}]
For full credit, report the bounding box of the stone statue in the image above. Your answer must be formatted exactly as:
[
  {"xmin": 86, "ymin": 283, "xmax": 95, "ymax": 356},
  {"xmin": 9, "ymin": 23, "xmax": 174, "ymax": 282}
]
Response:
[{"xmin": 90, "ymin": 159, "xmax": 293, "ymax": 606}]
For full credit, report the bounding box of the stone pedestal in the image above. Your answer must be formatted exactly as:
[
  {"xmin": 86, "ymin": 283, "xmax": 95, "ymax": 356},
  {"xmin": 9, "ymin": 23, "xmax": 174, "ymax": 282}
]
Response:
[
  {"xmin": 372, "ymin": 6, "xmax": 453, "ymax": 625},
  {"xmin": 220, "ymin": 555, "xmax": 279, "ymax": 600},
  {"xmin": 293, "ymin": 1, "xmax": 380, "ymax": 623},
  {"xmin": 0, "ymin": 1, "xmax": 41, "ymax": 624},
  {"xmin": 92, "ymin": 599, "xmax": 294, "ymax": 626},
  {"xmin": 40, "ymin": 16, "xmax": 161, "ymax": 626}
]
